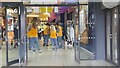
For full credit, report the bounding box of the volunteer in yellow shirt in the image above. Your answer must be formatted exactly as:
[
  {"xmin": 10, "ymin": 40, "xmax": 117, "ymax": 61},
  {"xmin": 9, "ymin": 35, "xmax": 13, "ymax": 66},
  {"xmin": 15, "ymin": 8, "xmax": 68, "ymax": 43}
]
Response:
[
  {"xmin": 56, "ymin": 23, "xmax": 63, "ymax": 48},
  {"xmin": 43, "ymin": 23, "xmax": 50, "ymax": 46},
  {"xmin": 50, "ymin": 25, "xmax": 58, "ymax": 50},
  {"xmin": 29, "ymin": 22, "xmax": 41, "ymax": 53},
  {"xmin": 27, "ymin": 29, "xmax": 32, "ymax": 50}
]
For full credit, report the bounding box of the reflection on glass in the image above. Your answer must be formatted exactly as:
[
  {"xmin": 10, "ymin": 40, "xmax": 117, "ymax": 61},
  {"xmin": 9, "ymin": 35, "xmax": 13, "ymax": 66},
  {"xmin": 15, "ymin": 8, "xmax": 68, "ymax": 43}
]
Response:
[
  {"xmin": 6, "ymin": 7, "xmax": 19, "ymax": 62},
  {"xmin": 78, "ymin": 5, "xmax": 95, "ymax": 59}
]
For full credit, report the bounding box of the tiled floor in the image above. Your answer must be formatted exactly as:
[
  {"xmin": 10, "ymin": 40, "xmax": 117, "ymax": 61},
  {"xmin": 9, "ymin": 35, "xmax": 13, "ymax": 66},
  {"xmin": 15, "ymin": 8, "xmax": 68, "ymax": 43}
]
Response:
[
  {"xmin": 1, "ymin": 46, "xmax": 114, "ymax": 66},
  {"xmin": 26, "ymin": 48, "xmax": 114, "ymax": 66}
]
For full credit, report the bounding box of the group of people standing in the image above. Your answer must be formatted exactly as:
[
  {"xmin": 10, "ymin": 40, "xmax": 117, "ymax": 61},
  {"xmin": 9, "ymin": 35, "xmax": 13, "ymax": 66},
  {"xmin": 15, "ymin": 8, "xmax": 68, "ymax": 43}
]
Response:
[{"xmin": 27, "ymin": 18, "xmax": 63, "ymax": 53}]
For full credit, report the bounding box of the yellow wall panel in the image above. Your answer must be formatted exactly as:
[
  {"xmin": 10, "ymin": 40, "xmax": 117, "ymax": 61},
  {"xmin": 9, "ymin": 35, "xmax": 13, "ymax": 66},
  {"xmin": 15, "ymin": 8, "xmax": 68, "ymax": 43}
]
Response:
[
  {"xmin": 47, "ymin": 7, "xmax": 53, "ymax": 13},
  {"xmin": 40, "ymin": 7, "xmax": 46, "ymax": 13}
]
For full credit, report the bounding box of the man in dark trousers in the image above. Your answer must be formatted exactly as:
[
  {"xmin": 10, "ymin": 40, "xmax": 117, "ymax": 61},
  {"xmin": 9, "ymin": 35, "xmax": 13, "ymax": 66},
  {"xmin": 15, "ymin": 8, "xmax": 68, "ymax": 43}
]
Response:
[{"xmin": 13, "ymin": 20, "xmax": 18, "ymax": 48}]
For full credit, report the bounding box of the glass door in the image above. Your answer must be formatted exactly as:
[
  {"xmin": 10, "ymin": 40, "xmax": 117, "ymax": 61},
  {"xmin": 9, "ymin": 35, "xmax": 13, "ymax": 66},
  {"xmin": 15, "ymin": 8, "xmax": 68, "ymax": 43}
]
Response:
[
  {"xmin": 73, "ymin": 4, "xmax": 80, "ymax": 64},
  {"xmin": 106, "ymin": 10, "xmax": 112, "ymax": 61},
  {"xmin": 3, "ymin": 2, "xmax": 27, "ymax": 66},
  {"xmin": 79, "ymin": 4, "xmax": 96, "ymax": 60},
  {"xmin": 5, "ymin": 6, "xmax": 19, "ymax": 66}
]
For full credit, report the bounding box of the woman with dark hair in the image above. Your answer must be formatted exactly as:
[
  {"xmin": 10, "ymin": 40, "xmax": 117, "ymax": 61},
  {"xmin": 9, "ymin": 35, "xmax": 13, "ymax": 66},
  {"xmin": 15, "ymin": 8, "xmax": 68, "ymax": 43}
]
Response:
[{"xmin": 29, "ymin": 19, "xmax": 41, "ymax": 53}]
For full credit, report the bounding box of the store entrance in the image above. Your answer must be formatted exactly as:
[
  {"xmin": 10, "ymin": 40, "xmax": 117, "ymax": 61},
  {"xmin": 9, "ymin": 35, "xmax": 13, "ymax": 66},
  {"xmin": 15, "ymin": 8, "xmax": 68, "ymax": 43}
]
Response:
[
  {"xmin": 1, "ymin": 2, "xmax": 96, "ymax": 66},
  {"xmin": 25, "ymin": 3, "xmax": 81, "ymax": 64},
  {"xmin": 25, "ymin": 3, "xmax": 96, "ymax": 65},
  {"xmin": 5, "ymin": 6, "xmax": 20, "ymax": 66}
]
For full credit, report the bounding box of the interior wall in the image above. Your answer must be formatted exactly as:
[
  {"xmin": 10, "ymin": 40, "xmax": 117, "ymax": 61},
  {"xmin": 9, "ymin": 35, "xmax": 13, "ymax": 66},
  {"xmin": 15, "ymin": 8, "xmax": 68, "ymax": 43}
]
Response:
[{"xmin": 95, "ymin": 2, "xmax": 105, "ymax": 59}]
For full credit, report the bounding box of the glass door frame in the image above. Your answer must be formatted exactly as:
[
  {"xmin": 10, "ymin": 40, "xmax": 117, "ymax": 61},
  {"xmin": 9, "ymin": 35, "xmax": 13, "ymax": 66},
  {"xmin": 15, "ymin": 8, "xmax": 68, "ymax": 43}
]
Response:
[
  {"xmin": 2, "ymin": 2, "xmax": 25, "ymax": 66},
  {"xmin": 105, "ymin": 6, "xmax": 120, "ymax": 66},
  {"xmin": 5, "ymin": 6, "xmax": 20, "ymax": 66},
  {"xmin": 111, "ymin": 7, "xmax": 119, "ymax": 65}
]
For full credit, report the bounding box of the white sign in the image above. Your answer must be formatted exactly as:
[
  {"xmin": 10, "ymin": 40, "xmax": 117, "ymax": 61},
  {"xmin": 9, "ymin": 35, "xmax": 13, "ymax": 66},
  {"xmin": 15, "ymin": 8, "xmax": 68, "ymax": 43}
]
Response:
[
  {"xmin": 26, "ymin": 7, "xmax": 32, "ymax": 12},
  {"xmin": 32, "ymin": 7, "xmax": 40, "ymax": 13},
  {"xmin": 54, "ymin": 7, "xmax": 58, "ymax": 13}
]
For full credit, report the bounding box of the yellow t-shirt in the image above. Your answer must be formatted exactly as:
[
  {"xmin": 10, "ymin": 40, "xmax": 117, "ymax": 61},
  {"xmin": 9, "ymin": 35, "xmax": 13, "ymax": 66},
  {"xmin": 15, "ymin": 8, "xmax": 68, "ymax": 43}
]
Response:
[
  {"xmin": 29, "ymin": 27, "xmax": 38, "ymax": 37},
  {"xmin": 27, "ymin": 30, "xmax": 31, "ymax": 38},
  {"xmin": 58, "ymin": 26, "xmax": 62, "ymax": 37},
  {"xmin": 44, "ymin": 26, "xmax": 49, "ymax": 35},
  {"xmin": 50, "ymin": 30, "xmax": 57, "ymax": 38}
]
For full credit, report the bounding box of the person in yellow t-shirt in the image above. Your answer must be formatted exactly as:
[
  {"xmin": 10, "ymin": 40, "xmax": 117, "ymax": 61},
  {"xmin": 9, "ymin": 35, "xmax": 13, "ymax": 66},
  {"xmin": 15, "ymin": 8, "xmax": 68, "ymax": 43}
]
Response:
[
  {"xmin": 50, "ymin": 25, "xmax": 58, "ymax": 50},
  {"xmin": 43, "ymin": 23, "xmax": 50, "ymax": 46},
  {"xmin": 27, "ymin": 29, "xmax": 32, "ymax": 50},
  {"xmin": 29, "ymin": 21, "xmax": 41, "ymax": 53},
  {"xmin": 56, "ymin": 23, "xmax": 63, "ymax": 48}
]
